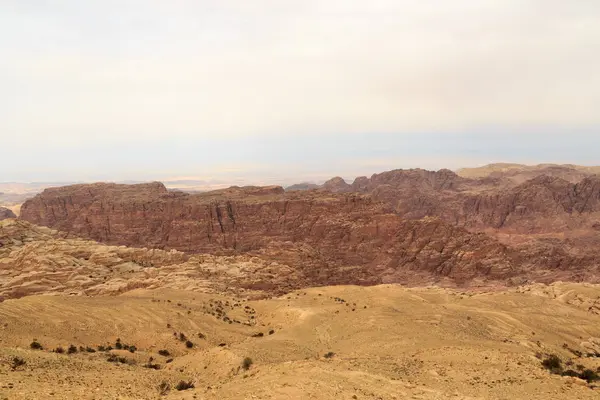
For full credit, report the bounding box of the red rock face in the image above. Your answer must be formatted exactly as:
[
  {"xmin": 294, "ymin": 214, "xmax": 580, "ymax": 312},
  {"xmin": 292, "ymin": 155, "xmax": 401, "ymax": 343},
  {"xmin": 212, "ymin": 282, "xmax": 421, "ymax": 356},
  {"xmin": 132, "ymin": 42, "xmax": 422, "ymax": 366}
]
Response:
[{"xmin": 19, "ymin": 169, "xmax": 600, "ymax": 289}]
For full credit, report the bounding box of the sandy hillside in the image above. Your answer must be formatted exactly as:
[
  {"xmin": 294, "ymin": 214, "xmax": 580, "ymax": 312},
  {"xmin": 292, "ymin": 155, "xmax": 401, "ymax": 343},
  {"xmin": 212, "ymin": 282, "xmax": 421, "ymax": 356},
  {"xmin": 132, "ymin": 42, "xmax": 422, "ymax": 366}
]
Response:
[{"xmin": 1, "ymin": 283, "xmax": 599, "ymax": 399}]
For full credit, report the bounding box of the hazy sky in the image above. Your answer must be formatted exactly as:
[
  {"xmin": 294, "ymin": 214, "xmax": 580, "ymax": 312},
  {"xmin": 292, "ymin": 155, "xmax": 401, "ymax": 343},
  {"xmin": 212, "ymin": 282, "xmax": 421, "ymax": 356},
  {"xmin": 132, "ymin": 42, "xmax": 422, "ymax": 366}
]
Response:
[{"xmin": 2, "ymin": 1, "xmax": 599, "ymax": 184}]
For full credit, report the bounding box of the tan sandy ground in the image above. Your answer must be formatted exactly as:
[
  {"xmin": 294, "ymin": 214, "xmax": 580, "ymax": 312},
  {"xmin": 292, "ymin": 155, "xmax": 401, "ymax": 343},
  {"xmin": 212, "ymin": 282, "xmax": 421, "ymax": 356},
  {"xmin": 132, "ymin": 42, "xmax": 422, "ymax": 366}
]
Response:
[{"xmin": 1, "ymin": 283, "xmax": 599, "ymax": 400}]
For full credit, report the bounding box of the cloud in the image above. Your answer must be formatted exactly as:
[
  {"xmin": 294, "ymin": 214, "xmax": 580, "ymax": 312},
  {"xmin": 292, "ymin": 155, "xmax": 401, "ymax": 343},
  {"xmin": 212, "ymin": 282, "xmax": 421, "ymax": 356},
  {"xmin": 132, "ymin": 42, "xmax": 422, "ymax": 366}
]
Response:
[{"xmin": 1, "ymin": 1, "xmax": 599, "ymax": 181}]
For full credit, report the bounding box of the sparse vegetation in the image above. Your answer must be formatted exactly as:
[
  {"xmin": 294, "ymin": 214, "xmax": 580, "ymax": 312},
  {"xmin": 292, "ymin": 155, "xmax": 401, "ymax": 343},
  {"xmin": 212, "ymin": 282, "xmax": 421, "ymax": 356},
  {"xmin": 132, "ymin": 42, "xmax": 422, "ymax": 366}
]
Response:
[
  {"xmin": 11, "ymin": 357, "xmax": 26, "ymax": 370},
  {"xmin": 67, "ymin": 344, "xmax": 78, "ymax": 354},
  {"xmin": 175, "ymin": 380, "xmax": 195, "ymax": 391},
  {"xmin": 30, "ymin": 340, "xmax": 43, "ymax": 350},
  {"xmin": 561, "ymin": 368, "xmax": 600, "ymax": 383},
  {"xmin": 541, "ymin": 354, "xmax": 562, "ymax": 373},
  {"xmin": 158, "ymin": 381, "xmax": 170, "ymax": 396},
  {"xmin": 54, "ymin": 346, "xmax": 65, "ymax": 354},
  {"xmin": 158, "ymin": 349, "xmax": 170, "ymax": 357},
  {"xmin": 577, "ymin": 369, "xmax": 600, "ymax": 383},
  {"xmin": 324, "ymin": 352, "xmax": 335, "ymax": 359},
  {"xmin": 252, "ymin": 332, "xmax": 264, "ymax": 338},
  {"xmin": 144, "ymin": 360, "xmax": 162, "ymax": 370},
  {"xmin": 185, "ymin": 340, "xmax": 194, "ymax": 348},
  {"xmin": 107, "ymin": 354, "xmax": 130, "ymax": 364},
  {"xmin": 269, "ymin": 329, "xmax": 275, "ymax": 335},
  {"xmin": 242, "ymin": 357, "xmax": 253, "ymax": 370}
]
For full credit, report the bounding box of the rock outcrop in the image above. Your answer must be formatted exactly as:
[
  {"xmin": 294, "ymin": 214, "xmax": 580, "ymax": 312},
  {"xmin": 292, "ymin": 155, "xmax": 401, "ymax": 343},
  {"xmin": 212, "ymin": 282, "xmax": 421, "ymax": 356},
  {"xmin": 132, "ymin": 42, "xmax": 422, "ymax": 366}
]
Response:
[
  {"xmin": 0, "ymin": 206, "xmax": 16, "ymax": 220},
  {"xmin": 322, "ymin": 177, "xmax": 352, "ymax": 193},
  {"xmin": 18, "ymin": 176, "xmax": 600, "ymax": 287}
]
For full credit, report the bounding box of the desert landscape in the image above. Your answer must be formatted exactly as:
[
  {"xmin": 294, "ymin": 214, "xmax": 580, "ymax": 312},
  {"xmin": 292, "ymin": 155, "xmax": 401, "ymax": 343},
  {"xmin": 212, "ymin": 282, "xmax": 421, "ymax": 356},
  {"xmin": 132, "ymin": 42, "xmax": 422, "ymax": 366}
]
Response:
[
  {"xmin": 2, "ymin": 1, "xmax": 599, "ymax": 398},
  {"xmin": 1, "ymin": 164, "xmax": 600, "ymax": 399}
]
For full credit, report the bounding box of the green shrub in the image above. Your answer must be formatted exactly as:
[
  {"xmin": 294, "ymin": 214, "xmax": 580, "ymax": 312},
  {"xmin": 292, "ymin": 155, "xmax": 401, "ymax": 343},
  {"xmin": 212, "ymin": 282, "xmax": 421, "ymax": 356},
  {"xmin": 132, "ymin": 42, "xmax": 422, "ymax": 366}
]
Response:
[
  {"xmin": 158, "ymin": 381, "xmax": 170, "ymax": 396},
  {"xmin": 30, "ymin": 340, "xmax": 43, "ymax": 350},
  {"xmin": 11, "ymin": 357, "xmax": 26, "ymax": 370},
  {"xmin": 541, "ymin": 354, "xmax": 562, "ymax": 373},
  {"xmin": 144, "ymin": 362, "xmax": 161, "ymax": 370},
  {"xmin": 242, "ymin": 357, "xmax": 253, "ymax": 370},
  {"xmin": 580, "ymin": 369, "xmax": 600, "ymax": 383},
  {"xmin": 175, "ymin": 381, "xmax": 194, "ymax": 391}
]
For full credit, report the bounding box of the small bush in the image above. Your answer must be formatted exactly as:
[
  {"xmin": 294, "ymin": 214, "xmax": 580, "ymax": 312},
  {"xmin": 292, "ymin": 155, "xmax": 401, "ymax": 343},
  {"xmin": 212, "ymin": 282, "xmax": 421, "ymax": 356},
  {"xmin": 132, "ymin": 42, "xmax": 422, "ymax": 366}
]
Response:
[
  {"xmin": 185, "ymin": 340, "xmax": 194, "ymax": 349},
  {"xmin": 242, "ymin": 357, "xmax": 253, "ymax": 371},
  {"xmin": 562, "ymin": 368, "xmax": 600, "ymax": 383},
  {"xmin": 85, "ymin": 346, "xmax": 96, "ymax": 353},
  {"xmin": 269, "ymin": 329, "xmax": 275, "ymax": 335},
  {"xmin": 166, "ymin": 358, "xmax": 174, "ymax": 363},
  {"xmin": 324, "ymin": 352, "xmax": 336, "ymax": 359},
  {"xmin": 54, "ymin": 346, "xmax": 65, "ymax": 354},
  {"xmin": 67, "ymin": 345, "xmax": 78, "ymax": 354},
  {"xmin": 11, "ymin": 357, "xmax": 26, "ymax": 370},
  {"xmin": 175, "ymin": 381, "xmax": 194, "ymax": 391},
  {"xmin": 580, "ymin": 369, "xmax": 600, "ymax": 383},
  {"xmin": 107, "ymin": 354, "xmax": 129, "ymax": 364},
  {"xmin": 128, "ymin": 345, "xmax": 137, "ymax": 353},
  {"xmin": 158, "ymin": 381, "xmax": 170, "ymax": 396},
  {"xmin": 144, "ymin": 362, "xmax": 161, "ymax": 370},
  {"xmin": 541, "ymin": 354, "xmax": 562, "ymax": 373},
  {"xmin": 561, "ymin": 370, "xmax": 580, "ymax": 377},
  {"xmin": 30, "ymin": 340, "xmax": 43, "ymax": 350},
  {"xmin": 107, "ymin": 354, "xmax": 118, "ymax": 363},
  {"xmin": 115, "ymin": 340, "xmax": 123, "ymax": 350},
  {"xmin": 97, "ymin": 345, "xmax": 106, "ymax": 352},
  {"xmin": 179, "ymin": 333, "xmax": 187, "ymax": 342},
  {"xmin": 252, "ymin": 332, "xmax": 264, "ymax": 338},
  {"xmin": 158, "ymin": 349, "xmax": 170, "ymax": 357}
]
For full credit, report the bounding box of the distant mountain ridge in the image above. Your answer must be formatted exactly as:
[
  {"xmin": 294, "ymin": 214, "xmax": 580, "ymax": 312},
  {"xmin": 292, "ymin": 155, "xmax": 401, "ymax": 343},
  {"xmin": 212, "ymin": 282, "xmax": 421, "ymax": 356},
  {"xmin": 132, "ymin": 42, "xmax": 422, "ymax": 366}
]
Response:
[{"xmin": 18, "ymin": 164, "xmax": 600, "ymax": 288}]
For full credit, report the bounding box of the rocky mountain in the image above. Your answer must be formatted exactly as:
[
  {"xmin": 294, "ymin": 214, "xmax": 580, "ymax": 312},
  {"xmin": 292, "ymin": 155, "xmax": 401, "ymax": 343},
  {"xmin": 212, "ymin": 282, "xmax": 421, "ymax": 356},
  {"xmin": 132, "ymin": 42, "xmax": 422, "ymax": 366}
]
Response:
[
  {"xmin": 457, "ymin": 163, "xmax": 600, "ymax": 184},
  {"xmin": 285, "ymin": 182, "xmax": 320, "ymax": 191},
  {"xmin": 0, "ymin": 206, "xmax": 16, "ymax": 220},
  {"xmin": 18, "ymin": 172, "xmax": 600, "ymax": 288}
]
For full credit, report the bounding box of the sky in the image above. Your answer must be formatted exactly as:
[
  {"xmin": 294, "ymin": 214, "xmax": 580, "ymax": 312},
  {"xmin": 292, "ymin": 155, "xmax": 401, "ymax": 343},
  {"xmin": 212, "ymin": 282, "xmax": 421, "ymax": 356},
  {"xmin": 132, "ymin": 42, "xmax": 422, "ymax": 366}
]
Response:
[{"xmin": 1, "ymin": 0, "xmax": 599, "ymax": 184}]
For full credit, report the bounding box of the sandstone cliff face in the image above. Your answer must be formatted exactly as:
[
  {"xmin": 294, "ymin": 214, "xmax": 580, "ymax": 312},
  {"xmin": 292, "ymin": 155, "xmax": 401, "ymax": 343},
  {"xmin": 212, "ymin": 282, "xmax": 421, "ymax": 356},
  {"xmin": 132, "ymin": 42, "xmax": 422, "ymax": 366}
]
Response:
[
  {"xmin": 0, "ymin": 206, "xmax": 16, "ymax": 220},
  {"xmin": 19, "ymin": 168, "xmax": 600, "ymax": 288},
  {"xmin": 313, "ymin": 169, "xmax": 600, "ymax": 234},
  {"xmin": 0, "ymin": 219, "xmax": 303, "ymax": 299},
  {"xmin": 19, "ymin": 178, "xmax": 600, "ymax": 288},
  {"xmin": 19, "ymin": 182, "xmax": 541, "ymax": 287},
  {"xmin": 455, "ymin": 175, "xmax": 600, "ymax": 231}
]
